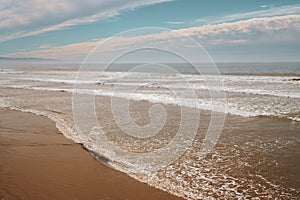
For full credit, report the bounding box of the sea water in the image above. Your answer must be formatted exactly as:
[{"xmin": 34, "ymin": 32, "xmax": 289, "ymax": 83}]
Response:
[{"xmin": 0, "ymin": 63, "xmax": 299, "ymax": 199}]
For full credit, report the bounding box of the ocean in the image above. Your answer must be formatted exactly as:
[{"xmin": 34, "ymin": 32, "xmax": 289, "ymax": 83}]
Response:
[{"xmin": 0, "ymin": 62, "xmax": 299, "ymax": 199}]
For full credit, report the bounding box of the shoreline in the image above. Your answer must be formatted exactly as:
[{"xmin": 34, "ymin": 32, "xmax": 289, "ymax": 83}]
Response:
[{"xmin": 0, "ymin": 108, "xmax": 183, "ymax": 200}]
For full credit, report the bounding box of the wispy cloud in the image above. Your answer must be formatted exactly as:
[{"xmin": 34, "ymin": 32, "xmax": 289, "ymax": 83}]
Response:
[
  {"xmin": 10, "ymin": 15, "xmax": 300, "ymax": 61},
  {"xmin": 196, "ymin": 5, "xmax": 300, "ymax": 24},
  {"xmin": 260, "ymin": 5, "xmax": 268, "ymax": 8},
  {"xmin": 39, "ymin": 45, "xmax": 52, "ymax": 49},
  {"xmin": 164, "ymin": 21, "xmax": 184, "ymax": 25},
  {"xmin": 0, "ymin": 0, "xmax": 172, "ymax": 42}
]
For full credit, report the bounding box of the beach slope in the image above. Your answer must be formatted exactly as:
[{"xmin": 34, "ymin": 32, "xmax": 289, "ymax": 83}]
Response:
[{"xmin": 0, "ymin": 109, "xmax": 182, "ymax": 200}]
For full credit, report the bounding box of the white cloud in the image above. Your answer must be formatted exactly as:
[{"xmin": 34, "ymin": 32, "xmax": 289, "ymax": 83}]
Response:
[
  {"xmin": 164, "ymin": 21, "xmax": 184, "ymax": 25},
  {"xmin": 260, "ymin": 5, "xmax": 268, "ymax": 8},
  {"xmin": 39, "ymin": 45, "xmax": 52, "ymax": 49},
  {"xmin": 10, "ymin": 15, "xmax": 300, "ymax": 61},
  {"xmin": 0, "ymin": 0, "xmax": 171, "ymax": 42}
]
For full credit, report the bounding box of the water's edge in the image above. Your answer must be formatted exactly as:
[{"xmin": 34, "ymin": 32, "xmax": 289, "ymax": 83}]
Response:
[{"xmin": 0, "ymin": 104, "xmax": 186, "ymax": 199}]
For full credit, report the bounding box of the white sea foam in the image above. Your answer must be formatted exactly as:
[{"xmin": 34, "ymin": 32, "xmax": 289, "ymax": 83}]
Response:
[
  {"xmin": 6, "ymin": 71, "xmax": 300, "ymax": 98},
  {"xmin": 2, "ymin": 79, "xmax": 299, "ymax": 121},
  {"xmin": 0, "ymin": 98, "xmax": 8, "ymax": 108}
]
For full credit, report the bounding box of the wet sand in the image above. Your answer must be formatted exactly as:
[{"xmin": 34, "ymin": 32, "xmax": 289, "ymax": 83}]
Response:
[{"xmin": 0, "ymin": 109, "xmax": 183, "ymax": 200}]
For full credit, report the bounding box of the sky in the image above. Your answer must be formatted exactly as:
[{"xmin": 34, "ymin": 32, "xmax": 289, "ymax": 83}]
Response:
[{"xmin": 0, "ymin": 0, "xmax": 300, "ymax": 63}]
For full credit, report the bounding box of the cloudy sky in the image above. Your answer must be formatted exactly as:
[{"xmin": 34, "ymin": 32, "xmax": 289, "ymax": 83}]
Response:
[{"xmin": 0, "ymin": 0, "xmax": 299, "ymax": 62}]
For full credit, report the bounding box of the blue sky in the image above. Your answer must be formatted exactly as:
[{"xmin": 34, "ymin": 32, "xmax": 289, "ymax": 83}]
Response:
[{"xmin": 0, "ymin": 0, "xmax": 300, "ymax": 62}]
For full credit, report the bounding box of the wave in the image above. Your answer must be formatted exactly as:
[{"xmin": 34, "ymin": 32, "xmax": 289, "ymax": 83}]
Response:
[
  {"xmin": 9, "ymin": 73, "xmax": 300, "ymax": 98},
  {"xmin": 2, "ymin": 84, "xmax": 300, "ymax": 122}
]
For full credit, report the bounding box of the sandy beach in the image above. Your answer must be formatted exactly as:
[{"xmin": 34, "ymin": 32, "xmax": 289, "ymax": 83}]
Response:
[{"xmin": 0, "ymin": 109, "xmax": 183, "ymax": 200}]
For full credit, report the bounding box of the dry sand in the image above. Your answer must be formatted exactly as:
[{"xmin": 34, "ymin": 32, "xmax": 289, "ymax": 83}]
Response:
[{"xmin": 0, "ymin": 109, "xmax": 183, "ymax": 200}]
